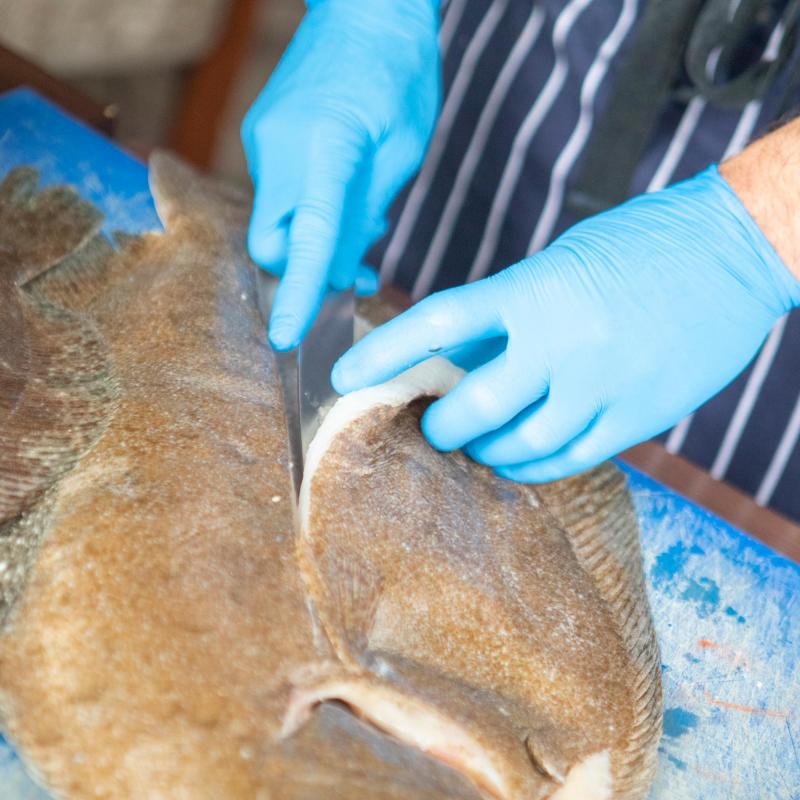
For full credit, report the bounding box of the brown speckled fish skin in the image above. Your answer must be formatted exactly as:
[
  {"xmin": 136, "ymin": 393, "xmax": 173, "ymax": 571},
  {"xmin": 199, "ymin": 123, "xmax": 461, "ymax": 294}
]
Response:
[
  {"xmin": 0, "ymin": 155, "xmax": 320, "ymax": 797},
  {"xmin": 299, "ymin": 398, "xmax": 662, "ymax": 799},
  {"xmin": 0, "ymin": 155, "xmax": 660, "ymax": 799},
  {"xmin": 0, "ymin": 169, "xmax": 111, "ymax": 618}
]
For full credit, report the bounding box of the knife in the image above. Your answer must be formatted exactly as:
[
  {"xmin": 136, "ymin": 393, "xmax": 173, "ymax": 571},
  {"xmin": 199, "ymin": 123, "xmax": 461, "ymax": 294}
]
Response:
[{"xmin": 254, "ymin": 268, "xmax": 354, "ymax": 495}]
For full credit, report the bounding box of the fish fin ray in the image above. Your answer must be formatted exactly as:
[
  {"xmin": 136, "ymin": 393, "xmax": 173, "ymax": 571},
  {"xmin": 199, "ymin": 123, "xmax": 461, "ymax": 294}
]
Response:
[
  {"xmin": 536, "ymin": 464, "xmax": 662, "ymax": 797},
  {"xmin": 0, "ymin": 291, "xmax": 116, "ymax": 526},
  {"xmin": 26, "ymin": 234, "xmax": 118, "ymax": 312},
  {"xmin": 0, "ymin": 177, "xmax": 116, "ymax": 616}
]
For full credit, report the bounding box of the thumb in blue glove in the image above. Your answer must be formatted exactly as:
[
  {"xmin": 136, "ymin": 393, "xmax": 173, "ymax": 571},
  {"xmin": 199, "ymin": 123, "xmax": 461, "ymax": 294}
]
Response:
[
  {"xmin": 242, "ymin": 0, "xmax": 440, "ymax": 350},
  {"xmin": 332, "ymin": 165, "xmax": 800, "ymax": 483}
]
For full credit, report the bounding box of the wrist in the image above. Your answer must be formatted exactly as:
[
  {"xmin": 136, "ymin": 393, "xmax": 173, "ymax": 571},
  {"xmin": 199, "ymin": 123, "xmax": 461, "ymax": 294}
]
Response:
[
  {"xmin": 707, "ymin": 165, "xmax": 800, "ymax": 314},
  {"xmin": 720, "ymin": 117, "xmax": 800, "ymax": 292}
]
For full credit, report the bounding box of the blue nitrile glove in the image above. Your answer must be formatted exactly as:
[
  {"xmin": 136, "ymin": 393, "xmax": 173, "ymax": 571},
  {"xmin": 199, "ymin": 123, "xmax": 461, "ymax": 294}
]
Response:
[
  {"xmin": 242, "ymin": 0, "xmax": 440, "ymax": 350},
  {"xmin": 332, "ymin": 166, "xmax": 800, "ymax": 483}
]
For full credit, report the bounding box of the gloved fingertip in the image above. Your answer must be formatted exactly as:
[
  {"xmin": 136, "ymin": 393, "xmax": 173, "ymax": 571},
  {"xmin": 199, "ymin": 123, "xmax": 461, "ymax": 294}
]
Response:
[
  {"xmin": 494, "ymin": 463, "xmax": 538, "ymax": 483},
  {"xmin": 268, "ymin": 315, "xmax": 302, "ymax": 352},
  {"xmin": 354, "ymin": 264, "xmax": 379, "ymax": 297},
  {"xmin": 331, "ymin": 356, "xmax": 364, "ymax": 395},
  {"xmin": 495, "ymin": 461, "xmax": 566, "ymax": 485},
  {"xmin": 330, "ymin": 361, "xmax": 350, "ymax": 394},
  {"xmin": 260, "ymin": 258, "xmax": 288, "ymax": 279},
  {"xmin": 420, "ymin": 406, "xmax": 458, "ymax": 452}
]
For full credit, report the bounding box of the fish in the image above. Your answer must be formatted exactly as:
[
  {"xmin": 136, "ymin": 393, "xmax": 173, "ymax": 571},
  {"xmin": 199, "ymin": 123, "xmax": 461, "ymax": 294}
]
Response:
[{"xmin": 0, "ymin": 153, "xmax": 661, "ymax": 799}]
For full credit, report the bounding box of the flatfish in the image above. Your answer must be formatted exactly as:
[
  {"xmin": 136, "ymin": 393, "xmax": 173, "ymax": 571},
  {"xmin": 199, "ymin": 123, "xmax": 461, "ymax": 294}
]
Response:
[{"xmin": 0, "ymin": 154, "xmax": 661, "ymax": 799}]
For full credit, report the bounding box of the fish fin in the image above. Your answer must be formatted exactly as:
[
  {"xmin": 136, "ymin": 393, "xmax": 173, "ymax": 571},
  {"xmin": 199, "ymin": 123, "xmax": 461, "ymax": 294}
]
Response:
[
  {"xmin": 26, "ymin": 234, "xmax": 118, "ymax": 312},
  {"xmin": 0, "ymin": 285, "xmax": 116, "ymax": 627},
  {"xmin": 0, "ymin": 176, "xmax": 116, "ymax": 618},
  {"xmin": 0, "ymin": 167, "xmax": 103, "ymax": 286},
  {"xmin": 0, "ymin": 166, "xmax": 38, "ymax": 204},
  {"xmin": 535, "ymin": 463, "xmax": 662, "ymax": 797},
  {"xmin": 0, "ymin": 486, "xmax": 56, "ymax": 625},
  {"xmin": 149, "ymin": 150, "xmax": 250, "ymax": 233},
  {"xmin": 0, "ymin": 290, "xmax": 116, "ymax": 526},
  {"xmin": 535, "ymin": 464, "xmax": 644, "ymax": 589}
]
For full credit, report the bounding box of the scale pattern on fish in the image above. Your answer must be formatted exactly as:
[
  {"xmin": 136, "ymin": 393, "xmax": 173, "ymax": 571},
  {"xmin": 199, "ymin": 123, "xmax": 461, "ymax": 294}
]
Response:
[{"xmin": 0, "ymin": 154, "xmax": 662, "ymax": 799}]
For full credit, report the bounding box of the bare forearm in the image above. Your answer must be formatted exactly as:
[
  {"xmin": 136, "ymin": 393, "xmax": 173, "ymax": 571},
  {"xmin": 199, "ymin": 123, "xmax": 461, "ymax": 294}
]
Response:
[{"xmin": 721, "ymin": 115, "xmax": 800, "ymax": 282}]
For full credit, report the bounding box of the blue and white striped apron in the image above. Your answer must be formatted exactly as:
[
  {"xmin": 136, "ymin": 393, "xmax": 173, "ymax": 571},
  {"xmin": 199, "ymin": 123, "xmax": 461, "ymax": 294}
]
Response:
[{"xmin": 368, "ymin": 0, "xmax": 800, "ymax": 523}]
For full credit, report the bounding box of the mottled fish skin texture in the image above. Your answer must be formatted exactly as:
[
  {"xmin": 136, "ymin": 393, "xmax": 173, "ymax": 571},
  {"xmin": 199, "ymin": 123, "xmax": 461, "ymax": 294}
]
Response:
[
  {"xmin": 0, "ymin": 169, "xmax": 113, "ymax": 621},
  {"xmin": 0, "ymin": 155, "xmax": 662, "ymax": 800}
]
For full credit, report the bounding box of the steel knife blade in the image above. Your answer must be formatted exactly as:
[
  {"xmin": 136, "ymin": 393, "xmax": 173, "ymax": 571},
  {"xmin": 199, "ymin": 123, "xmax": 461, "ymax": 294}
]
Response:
[{"xmin": 254, "ymin": 268, "xmax": 354, "ymax": 495}]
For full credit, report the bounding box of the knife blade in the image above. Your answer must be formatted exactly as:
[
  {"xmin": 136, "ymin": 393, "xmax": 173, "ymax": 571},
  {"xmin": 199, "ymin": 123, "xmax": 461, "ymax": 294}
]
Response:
[
  {"xmin": 254, "ymin": 268, "xmax": 354, "ymax": 495},
  {"xmin": 297, "ymin": 286, "xmax": 355, "ymax": 452}
]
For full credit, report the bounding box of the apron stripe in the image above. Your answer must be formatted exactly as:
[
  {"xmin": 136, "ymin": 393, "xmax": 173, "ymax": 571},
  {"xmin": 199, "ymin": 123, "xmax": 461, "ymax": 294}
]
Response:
[
  {"xmin": 370, "ymin": 0, "xmax": 471, "ymax": 274},
  {"xmin": 439, "ymin": 0, "xmax": 468, "ymax": 53},
  {"xmin": 466, "ymin": 0, "xmax": 595, "ymax": 284},
  {"xmin": 711, "ymin": 315, "xmax": 789, "ymax": 480},
  {"xmin": 664, "ymin": 417, "xmax": 694, "ymax": 455},
  {"xmin": 380, "ymin": 0, "xmax": 509, "ymax": 287},
  {"xmin": 757, "ymin": 391, "xmax": 800, "ymax": 505},
  {"xmin": 409, "ymin": 2, "xmax": 547, "ymax": 299},
  {"xmin": 724, "ymin": 95, "xmax": 768, "ymax": 158},
  {"xmin": 703, "ymin": 310, "xmax": 800, "ymax": 497},
  {"xmin": 645, "ymin": 97, "xmax": 708, "ymax": 192},
  {"xmin": 766, "ymin": 399, "xmax": 800, "ymax": 511},
  {"xmin": 526, "ymin": 0, "xmax": 639, "ymax": 255},
  {"xmin": 664, "ymin": 16, "xmax": 790, "ymax": 457}
]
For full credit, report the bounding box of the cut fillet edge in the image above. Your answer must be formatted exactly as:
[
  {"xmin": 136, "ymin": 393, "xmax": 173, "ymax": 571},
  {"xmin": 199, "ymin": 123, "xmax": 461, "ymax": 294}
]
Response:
[{"xmin": 299, "ymin": 356, "xmax": 465, "ymax": 533}]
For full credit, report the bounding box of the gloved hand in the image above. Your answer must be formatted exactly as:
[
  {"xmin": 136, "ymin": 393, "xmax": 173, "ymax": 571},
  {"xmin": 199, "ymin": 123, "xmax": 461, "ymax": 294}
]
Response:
[
  {"xmin": 242, "ymin": 0, "xmax": 440, "ymax": 350},
  {"xmin": 332, "ymin": 166, "xmax": 800, "ymax": 483}
]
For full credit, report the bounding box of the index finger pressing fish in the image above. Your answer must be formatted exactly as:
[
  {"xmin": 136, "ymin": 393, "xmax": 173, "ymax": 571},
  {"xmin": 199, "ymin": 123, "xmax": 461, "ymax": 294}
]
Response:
[{"xmin": 0, "ymin": 153, "xmax": 662, "ymax": 799}]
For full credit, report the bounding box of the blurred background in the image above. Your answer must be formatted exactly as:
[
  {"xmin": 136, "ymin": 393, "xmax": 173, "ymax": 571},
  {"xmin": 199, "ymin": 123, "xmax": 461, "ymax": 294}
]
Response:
[{"xmin": 0, "ymin": 0, "xmax": 305, "ymax": 184}]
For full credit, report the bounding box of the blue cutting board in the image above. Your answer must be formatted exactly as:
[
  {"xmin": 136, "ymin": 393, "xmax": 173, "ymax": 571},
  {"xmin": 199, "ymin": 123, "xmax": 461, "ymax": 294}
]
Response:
[{"xmin": 0, "ymin": 88, "xmax": 798, "ymax": 800}]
